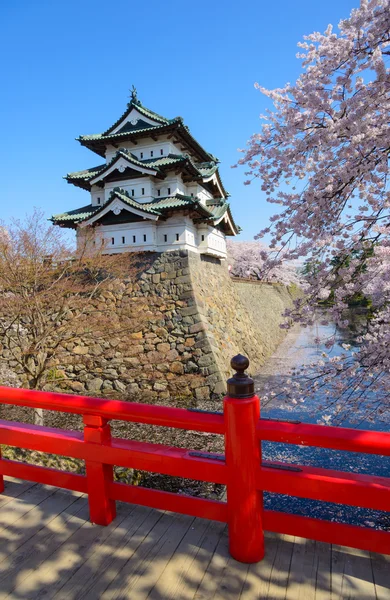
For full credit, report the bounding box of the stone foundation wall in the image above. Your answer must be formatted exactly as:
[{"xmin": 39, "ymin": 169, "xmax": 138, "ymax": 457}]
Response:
[{"xmin": 0, "ymin": 250, "xmax": 296, "ymax": 417}]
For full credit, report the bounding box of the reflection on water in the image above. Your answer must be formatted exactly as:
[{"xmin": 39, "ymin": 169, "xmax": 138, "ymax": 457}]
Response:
[{"xmin": 253, "ymin": 314, "xmax": 390, "ymax": 531}]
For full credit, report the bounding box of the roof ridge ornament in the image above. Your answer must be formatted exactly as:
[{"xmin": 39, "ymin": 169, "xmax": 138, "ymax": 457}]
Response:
[{"xmin": 128, "ymin": 85, "xmax": 139, "ymax": 106}]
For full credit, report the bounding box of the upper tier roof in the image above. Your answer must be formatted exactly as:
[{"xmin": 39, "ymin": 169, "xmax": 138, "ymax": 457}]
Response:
[
  {"xmin": 65, "ymin": 150, "xmax": 223, "ymax": 193},
  {"xmin": 77, "ymin": 90, "xmax": 216, "ymax": 163}
]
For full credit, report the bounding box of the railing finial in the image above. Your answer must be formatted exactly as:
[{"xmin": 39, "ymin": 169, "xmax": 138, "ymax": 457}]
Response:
[{"xmin": 227, "ymin": 354, "xmax": 254, "ymax": 398}]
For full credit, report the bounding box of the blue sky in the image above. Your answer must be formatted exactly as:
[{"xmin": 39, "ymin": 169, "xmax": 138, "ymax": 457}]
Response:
[{"xmin": 1, "ymin": 0, "xmax": 358, "ymax": 242}]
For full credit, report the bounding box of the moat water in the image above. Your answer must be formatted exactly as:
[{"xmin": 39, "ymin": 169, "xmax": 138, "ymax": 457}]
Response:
[{"xmin": 254, "ymin": 314, "xmax": 390, "ymax": 531}]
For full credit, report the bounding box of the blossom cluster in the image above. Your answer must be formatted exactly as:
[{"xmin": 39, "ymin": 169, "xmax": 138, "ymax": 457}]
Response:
[
  {"xmin": 227, "ymin": 240, "xmax": 302, "ymax": 286},
  {"xmin": 239, "ymin": 0, "xmax": 390, "ymax": 418}
]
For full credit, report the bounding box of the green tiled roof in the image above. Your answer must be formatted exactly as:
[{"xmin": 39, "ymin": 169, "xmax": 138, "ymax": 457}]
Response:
[
  {"xmin": 65, "ymin": 150, "xmax": 220, "ymax": 190},
  {"xmin": 52, "ymin": 187, "xmax": 240, "ymax": 235},
  {"xmin": 64, "ymin": 164, "xmax": 106, "ymax": 190},
  {"xmin": 103, "ymin": 97, "xmax": 172, "ymax": 136},
  {"xmin": 77, "ymin": 96, "xmax": 214, "ymax": 162},
  {"xmin": 51, "ymin": 204, "xmax": 99, "ymax": 225}
]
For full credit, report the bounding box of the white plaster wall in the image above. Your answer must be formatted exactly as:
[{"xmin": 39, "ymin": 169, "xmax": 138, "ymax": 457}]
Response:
[
  {"xmin": 91, "ymin": 185, "xmax": 104, "ymax": 206},
  {"xmin": 104, "ymin": 178, "xmax": 155, "ymax": 203},
  {"xmin": 105, "ymin": 138, "xmax": 183, "ymax": 164},
  {"xmin": 197, "ymin": 224, "xmax": 227, "ymax": 258},
  {"xmin": 102, "ymin": 173, "xmax": 187, "ymax": 203},
  {"xmin": 100, "ymin": 221, "xmax": 157, "ymax": 253}
]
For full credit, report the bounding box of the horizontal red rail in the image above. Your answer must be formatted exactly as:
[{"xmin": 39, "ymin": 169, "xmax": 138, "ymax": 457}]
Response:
[
  {"xmin": 264, "ymin": 510, "xmax": 390, "ymax": 555},
  {"xmin": 260, "ymin": 461, "xmax": 390, "ymax": 512},
  {"xmin": 0, "ymin": 386, "xmax": 224, "ymax": 434},
  {"xmin": 257, "ymin": 419, "xmax": 390, "ymax": 455},
  {"xmin": 0, "ymin": 458, "xmax": 88, "ymax": 493},
  {"xmin": 0, "ymin": 419, "xmax": 227, "ymax": 484},
  {"xmin": 110, "ymin": 482, "xmax": 228, "ymax": 522}
]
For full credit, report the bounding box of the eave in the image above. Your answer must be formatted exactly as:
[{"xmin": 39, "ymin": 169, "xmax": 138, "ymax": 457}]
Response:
[{"xmin": 78, "ymin": 121, "xmax": 214, "ymax": 163}]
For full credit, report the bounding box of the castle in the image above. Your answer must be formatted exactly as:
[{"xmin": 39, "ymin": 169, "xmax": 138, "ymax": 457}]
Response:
[{"xmin": 52, "ymin": 88, "xmax": 239, "ymax": 258}]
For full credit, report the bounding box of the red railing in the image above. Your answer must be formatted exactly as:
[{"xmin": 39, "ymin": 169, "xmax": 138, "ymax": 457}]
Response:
[{"xmin": 0, "ymin": 354, "xmax": 389, "ymax": 564}]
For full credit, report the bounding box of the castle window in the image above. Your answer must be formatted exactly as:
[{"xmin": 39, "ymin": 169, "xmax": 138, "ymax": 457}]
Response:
[
  {"xmin": 150, "ymin": 150, "xmax": 154, "ymax": 157},
  {"xmin": 157, "ymin": 189, "xmax": 161, "ymax": 197},
  {"xmin": 122, "ymin": 236, "xmax": 125, "ymax": 244},
  {"xmin": 167, "ymin": 187, "xmax": 171, "ymax": 195},
  {"xmin": 191, "ymin": 193, "xmax": 194, "ymax": 197},
  {"xmin": 164, "ymin": 234, "xmax": 167, "ymax": 242},
  {"xmin": 111, "ymin": 237, "xmax": 115, "ymax": 245},
  {"xmin": 140, "ymin": 152, "xmax": 143, "ymax": 159},
  {"xmin": 143, "ymin": 234, "xmax": 147, "ymax": 242},
  {"xmin": 201, "ymin": 235, "xmax": 205, "ymax": 241},
  {"xmin": 133, "ymin": 235, "xmax": 136, "ymax": 243},
  {"xmin": 142, "ymin": 188, "xmax": 145, "ymax": 195},
  {"xmin": 160, "ymin": 149, "xmax": 163, "ymax": 156},
  {"xmin": 97, "ymin": 197, "xmax": 101, "ymax": 204},
  {"xmin": 176, "ymin": 233, "xmax": 179, "ymax": 241},
  {"xmin": 131, "ymin": 189, "xmax": 134, "ymax": 196}
]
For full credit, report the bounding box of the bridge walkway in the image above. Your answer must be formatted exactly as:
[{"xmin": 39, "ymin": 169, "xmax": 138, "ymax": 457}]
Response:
[{"xmin": 0, "ymin": 477, "xmax": 388, "ymax": 599}]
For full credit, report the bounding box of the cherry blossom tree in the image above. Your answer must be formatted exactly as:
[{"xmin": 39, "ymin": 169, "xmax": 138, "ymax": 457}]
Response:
[
  {"xmin": 227, "ymin": 240, "xmax": 302, "ymax": 286},
  {"xmin": 238, "ymin": 0, "xmax": 390, "ymax": 421}
]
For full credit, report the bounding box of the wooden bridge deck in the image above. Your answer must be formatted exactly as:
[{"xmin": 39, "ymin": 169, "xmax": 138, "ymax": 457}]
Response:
[{"xmin": 0, "ymin": 477, "xmax": 388, "ymax": 599}]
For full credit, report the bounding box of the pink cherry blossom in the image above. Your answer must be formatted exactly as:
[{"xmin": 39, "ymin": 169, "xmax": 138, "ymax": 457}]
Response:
[{"xmin": 239, "ymin": 0, "xmax": 390, "ymax": 420}]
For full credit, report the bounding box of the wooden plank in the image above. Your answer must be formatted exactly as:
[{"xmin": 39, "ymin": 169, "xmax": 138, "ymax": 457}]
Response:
[
  {"xmin": 241, "ymin": 532, "xmax": 282, "ymax": 600},
  {"xmin": 330, "ymin": 545, "xmax": 347, "ymax": 600},
  {"xmin": 314, "ymin": 541, "xmax": 332, "ymax": 600},
  {"xmin": 331, "ymin": 544, "xmax": 377, "ymax": 600},
  {"xmin": 212, "ymin": 553, "xmax": 250, "ymax": 600},
  {"xmin": 335, "ymin": 545, "xmax": 377, "ymax": 600},
  {"xmin": 0, "ymin": 488, "xmax": 83, "ymax": 562},
  {"xmin": 0, "ymin": 481, "xmax": 58, "ymax": 536},
  {"xmin": 148, "ymin": 518, "xmax": 225, "ymax": 600},
  {"xmin": 370, "ymin": 551, "xmax": 390, "ymax": 600},
  {"xmin": 104, "ymin": 512, "xmax": 195, "ymax": 599},
  {"xmin": 9, "ymin": 501, "xmax": 131, "ymax": 600},
  {"xmin": 76, "ymin": 505, "xmax": 164, "ymax": 600},
  {"xmin": 0, "ymin": 492, "xmax": 87, "ymax": 599},
  {"xmin": 192, "ymin": 521, "xmax": 252, "ymax": 600},
  {"xmin": 266, "ymin": 534, "xmax": 296, "ymax": 600},
  {"xmin": 0, "ymin": 476, "xmax": 37, "ymax": 508},
  {"xmin": 53, "ymin": 503, "xmax": 159, "ymax": 599},
  {"xmin": 193, "ymin": 528, "xmax": 233, "ymax": 600},
  {"xmin": 285, "ymin": 537, "xmax": 317, "ymax": 600}
]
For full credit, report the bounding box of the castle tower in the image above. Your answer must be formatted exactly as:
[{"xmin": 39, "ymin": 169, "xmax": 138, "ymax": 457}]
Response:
[{"xmin": 52, "ymin": 88, "xmax": 240, "ymax": 258}]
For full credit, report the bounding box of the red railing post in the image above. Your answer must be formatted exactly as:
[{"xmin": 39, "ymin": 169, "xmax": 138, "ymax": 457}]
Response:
[
  {"xmin": 83, "ymin": 415, "xmax": 116, "ymax": 526},
  {"xmin": 224, "ymin": 354, "xmax": 264, "ymax": 563}
]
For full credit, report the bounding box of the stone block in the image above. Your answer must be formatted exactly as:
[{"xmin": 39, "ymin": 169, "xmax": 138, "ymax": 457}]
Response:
[
  {"xmin": 86, "ymin": 378, "xmax": 103, "ymax": 392},
  {"xmin": 130, "ymin": 331, "xmax": 143, "ymax": 340},
  {"xmin": 212, "ymin": 381, "xmax": 226, "ymax": 395},
  {"xmin": 73, "ymin": 345, "xmax": 89, "ymax": 355},
  {"xmin": 166, "ymin": 349, "xmax": 179, "ymax": 361},
  {"xmin": 170, "ymin": 361, "xmax": 184, "ymax": 375},
  {"xmin": 175, "ymin": 275, "xmax": 192, "ymax": 284},
  {"xmin": 195, "ymin": 386, "xmax": 210, "ymax": 400},
  {"xmin": 69, "ymin": 381, "xmax": 85, "ymax": 392},
  {"xmin": 198, "ymin": 355, "xmax": 214, "ymax": 368},
  {"xmin": 113, "ymin": 380, "xmax": 126, "ymax": 393},
  {"xmin": 157, "ymin": 342, "xmax": 170, "ymax": 353},
  {"xmin": 179, "ymin": 305, "xmax": 199, "ymax": 317},
  {"xmin": 153, "ymin": 382, "xmax": 167, "ymax": 391},
  {"xmin": 189, "ymin": 322, "xmax": 207, "ymax": 334}
]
